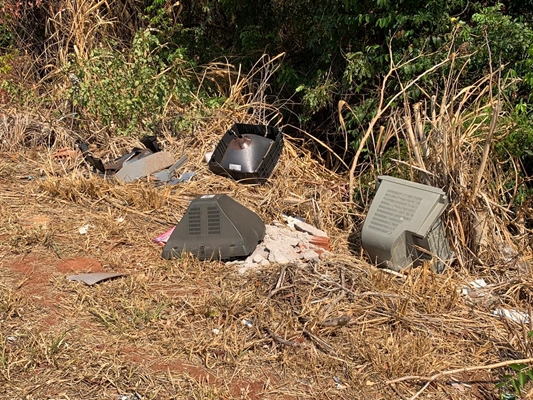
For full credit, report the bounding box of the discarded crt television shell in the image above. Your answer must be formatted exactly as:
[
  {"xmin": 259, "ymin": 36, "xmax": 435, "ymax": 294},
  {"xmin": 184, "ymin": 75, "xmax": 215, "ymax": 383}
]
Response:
[
  {"xmin": 162, "ymin": 194, "xmax": 266, "ymax": 261},
  {"xmin": 208, "ymin": 124, "xmax": 284, "ymax": 184},
  {"xmin": 361, "ymin": 176, "xmax": 453, "ymax": 273}
]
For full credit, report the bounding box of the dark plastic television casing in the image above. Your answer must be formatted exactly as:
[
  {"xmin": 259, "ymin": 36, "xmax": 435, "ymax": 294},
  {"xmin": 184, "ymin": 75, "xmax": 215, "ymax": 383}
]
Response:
[
  {"xmin": 208, "ymin": 124, "xmax": 283, "ymax": 184},
  {"xmin": 162, "ymin": 194, "xmax": 266, "ymax": 261}
]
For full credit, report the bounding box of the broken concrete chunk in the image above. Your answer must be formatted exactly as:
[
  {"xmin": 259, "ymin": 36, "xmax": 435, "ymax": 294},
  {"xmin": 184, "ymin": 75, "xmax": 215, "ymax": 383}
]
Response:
[
  {"xmin": 231, "ymin": 224, "xmax": 331, "ymax": 273},
  {"xmin": 67, "ymin": 272, "xmax": 125, "ymax": 285},
  {"xmin": 116, "ymin": 151, "xmax": 175, "ymax": 183},
  {"xmin": 252, "ymin": 253, "xmax": 266, "ymax": 263},
  {"xmin": 292, "ymin": 219, "xmax": 328, "ymax": 238},
  {"xmin": 299, "ymin": 250, "xmax": 320, "ymax": 262}
]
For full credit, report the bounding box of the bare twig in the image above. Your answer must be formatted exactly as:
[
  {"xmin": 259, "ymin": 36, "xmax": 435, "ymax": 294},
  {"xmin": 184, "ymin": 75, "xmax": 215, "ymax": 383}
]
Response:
[
  {"xmin": 386, "ymin": 357, "xmax": 533, "ymax": 388},
  {"xmin": 347, "ymin": 44, "xmax": 450, "ymax": 201},
  {"xmin": 264, "ymin": 327, "xmax": 301, "ymax": 347}
]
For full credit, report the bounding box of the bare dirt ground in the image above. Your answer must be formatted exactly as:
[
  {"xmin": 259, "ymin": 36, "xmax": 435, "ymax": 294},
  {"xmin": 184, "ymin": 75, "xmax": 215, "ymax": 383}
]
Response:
[{"xmin": 1, "ymin": 139, "xmax": 532, "ymax": 399}]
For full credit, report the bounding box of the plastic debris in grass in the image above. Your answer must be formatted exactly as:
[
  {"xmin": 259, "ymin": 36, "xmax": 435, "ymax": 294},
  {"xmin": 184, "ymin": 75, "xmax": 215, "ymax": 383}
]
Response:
[
  {"xmin": 241, "ymin": 318, "xmax": 253, "ymax": 328},
  {"xmin": 67, "ymin": 272, "xmax": 125, "ymax": 285},
  {"xmin": 153, "ymin": 226, "xmax": 176, "ymax": 247},
  {"xmin": 460, "ymin": 278, "xmax": 487, "ymax": 297},
  {"xmin": 77, "ymin": 136, "xmax": 193, "ymax": 184},
  {"xmin": 118, "ymin": 393, "xmax": 142, "ymax": 400},
  {"xmin": 493, "ymin": 308, "xmax": 530, "ymax": 324}
]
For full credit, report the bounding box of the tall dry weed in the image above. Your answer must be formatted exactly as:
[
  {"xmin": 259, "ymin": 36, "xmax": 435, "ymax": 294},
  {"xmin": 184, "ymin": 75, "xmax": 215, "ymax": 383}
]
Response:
[{"xmin": 344, "ymin": 40, "xmax": 528, "ymax": 272}]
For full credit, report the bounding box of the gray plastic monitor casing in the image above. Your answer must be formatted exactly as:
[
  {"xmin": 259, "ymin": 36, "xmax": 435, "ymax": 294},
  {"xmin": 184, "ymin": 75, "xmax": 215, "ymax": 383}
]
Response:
[
  {"xmin": 361, "ymin": 176, "xmax": 452, "ymax": 272},
  {"xmin": 162, "ymin": 194, "xmax": 265, "ymax": 261}
]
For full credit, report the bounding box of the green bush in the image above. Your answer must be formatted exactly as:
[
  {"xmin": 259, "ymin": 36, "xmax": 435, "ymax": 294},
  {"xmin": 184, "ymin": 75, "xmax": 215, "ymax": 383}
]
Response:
[{"xmin": 71, "ymin": 29, "xmax": 195, "ymax": 136}]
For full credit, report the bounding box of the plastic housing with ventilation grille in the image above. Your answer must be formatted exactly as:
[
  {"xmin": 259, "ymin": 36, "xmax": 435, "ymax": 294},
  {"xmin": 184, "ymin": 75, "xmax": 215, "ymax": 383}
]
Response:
[
  {"xmin": 361, "ymin": 176, "xmax": 453, "ymax": 272},
  {"xmin": 162, "ymin": 194, "xmax": 266, "ymax": 261}
]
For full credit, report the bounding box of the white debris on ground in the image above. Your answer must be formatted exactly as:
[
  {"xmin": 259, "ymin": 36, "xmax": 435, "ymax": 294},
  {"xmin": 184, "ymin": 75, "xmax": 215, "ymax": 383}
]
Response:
[{"xmin": 229, "ymin": 223, "xmax": 331, "ymax": 274}]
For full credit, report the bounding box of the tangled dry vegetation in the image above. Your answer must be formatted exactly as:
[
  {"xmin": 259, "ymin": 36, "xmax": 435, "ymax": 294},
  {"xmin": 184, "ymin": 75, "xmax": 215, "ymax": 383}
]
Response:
[{"xmin": 1, "ymin": 4, "xmax": 533, "ymax": 399}]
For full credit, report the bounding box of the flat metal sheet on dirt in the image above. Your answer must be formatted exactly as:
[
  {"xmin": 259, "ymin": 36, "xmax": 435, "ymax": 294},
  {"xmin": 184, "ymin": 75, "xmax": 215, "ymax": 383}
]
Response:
[
  {"xmin": 115, "ymin": 151, "xmax": 175, "ymax": 183},
  {"xmin": 67, "ymin": 272, "xmax": 125, "ymax": 285}
]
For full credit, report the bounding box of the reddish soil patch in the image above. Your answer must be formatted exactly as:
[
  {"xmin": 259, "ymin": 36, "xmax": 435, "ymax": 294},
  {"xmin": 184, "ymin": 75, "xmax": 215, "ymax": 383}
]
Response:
[
  {"xmin": 57, "ymin": 257, "xmax": 103, "ymax": 273},
  {"xmin": 4, "ymin": 256, "xmax": 102, "ymax": 331},
  {"xmin": 121, "ymin": 346, "xmax": 267, "ymax": 399}
]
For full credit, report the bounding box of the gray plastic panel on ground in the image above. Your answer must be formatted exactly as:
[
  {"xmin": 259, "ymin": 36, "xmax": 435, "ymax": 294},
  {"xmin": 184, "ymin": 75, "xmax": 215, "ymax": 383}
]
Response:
[{"xmin": 361, "ymin": 176, "xmax": 453, "ymax": 272}]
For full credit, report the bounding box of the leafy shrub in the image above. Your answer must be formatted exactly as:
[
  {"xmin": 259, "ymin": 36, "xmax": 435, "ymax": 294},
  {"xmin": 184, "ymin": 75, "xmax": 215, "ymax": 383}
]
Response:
[{"xmin": 71, "ymin": 29, "xmax": 195, "ymax": 135}]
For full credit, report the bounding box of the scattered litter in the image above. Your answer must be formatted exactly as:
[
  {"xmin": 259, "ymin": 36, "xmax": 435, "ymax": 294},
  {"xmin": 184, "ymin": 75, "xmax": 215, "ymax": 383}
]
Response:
[
  {"xmin": 116, "ymin": 151, "xmax": 175, "ymax": 183},
  {"xmin": 234, "ymin": 224, "xmax": 330, "ymax": 274},
  {"xmin": 204, "ymin": 151, "xmax": 213, "ymax": 163},
  {"xmin": 283, "ymin": 214, "xmax": 327, "ymax": 237},
  {"xmin": 78, "ymin": 135, "xmax": 161, "ymax": 175},
  {"xmin": 460, "ymin": 279, "xmax": 487, "ymax": 296},
  {"xmin": 118, "ymin": 393, "xmax": 142, "ymax": 400},
  {"xmin": 78, "ymin": 224, "xmax": 90, "ymax": 235},
  {"xmin": 7, "ymin": 336, "xmax": 17, "ymax": 343},
  {"xmin": 212, "ymin": 328, "xmax": 220, "ymax": 335},
  {"xmin": 241, "ymin": 319, "xmax": 253, "ymax": 328},
  {"xmin": 493, "ymin": 308, "xmax": 530, "ymax": 324},
  {"xmin": 77, "ymin": 136, "xmax": 193, "ymax": 185},
  {"xmin": 152, "ymin": 155, "xmax": 187, "ymax": 182},
  {"xmin": 167, "ymin": 171, "xmax": 195, "ymax": 185},
  {"xmin": 153, "ymin": 226, "xmax": 176, "ymax": 247},
  {"xmin": 450, "ymin": 381, "xmax": 468, "ymax": 392},
  {"xmin": 67, "ymin": 272, "xmax": 125, "ymax": 286},
  {"xmin": 281, "ymin": 214, "xmax": 305, "ymax": 229},
  {"xmin": 156, "ymin": 171, "xmax": 196, "ymax": 187},
  {"xmin": 116, "ymin": 216, "xmax": 125, "ymax": 223},
  {"xmin": 333, "ymin": 376, "xmax": 344, "ymax": 390},
  {"xmin": 53, "ymin": 147, "xmax": 80, "ymax": 160}
]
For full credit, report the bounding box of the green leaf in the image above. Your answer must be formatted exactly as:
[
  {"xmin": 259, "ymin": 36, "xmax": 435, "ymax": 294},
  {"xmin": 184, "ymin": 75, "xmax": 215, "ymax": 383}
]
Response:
[
  {"xmin": 512, "ymin": 379, "xmax": 521, "ymax": 395},
  {"xmin": 510, "ymin": 363, "xmax": 527, "ymax": 372},
  {"xmin": 518, "ymin": 371, "xmax": 528, "ymax": 388}
]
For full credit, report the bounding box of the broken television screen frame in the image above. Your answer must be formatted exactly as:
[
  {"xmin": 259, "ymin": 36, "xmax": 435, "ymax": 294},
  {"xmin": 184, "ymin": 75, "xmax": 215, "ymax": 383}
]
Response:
[{"xmin": 208, "ymin": 123, "xmax": 284, "ymax": 184}]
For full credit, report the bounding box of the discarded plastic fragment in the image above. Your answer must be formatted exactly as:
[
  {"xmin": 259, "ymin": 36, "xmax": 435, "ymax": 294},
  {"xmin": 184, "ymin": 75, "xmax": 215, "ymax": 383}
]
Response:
[
  {"xmin": 212, "ymin": 328, "xmax": 220, "ymax": 335},
  {"xmin": 241, "ymin": 319, "xmax": 253, "ymax": 328},
  {"xmin": 493, "ymin": 308, "xmax": 530, "ymax": 324},
  {"xmin": 118, "ymin": 393, "xmax": 142, "ymax": 400},
  {"xmin": 78, "ymin": 224, "xmax": 90, "ymax": 235},
  {"xmin": 450, "ymin": 381, "xmax": 467, "ymax": 392},
  {"xmin": 153, "ymin": 226, "xmax": 176, "ymax": 247},
  {"xmin": 67, "ymin": 272, "xmax": 125, "ymax": 286},
  {"xmin": 155, "ymin": 171, "xmax": 196, "ymax": 187},
  {"xmin": 204, "ymin": 151, "xmax": 213, "ymax": 163},
  {"xmin": 333, "ymin": 376, "xmax": 344, "ymax": 390},
  {"xmin": 169, "ymin": 171, "xmax": 195, "ymax": 184},
  {"xmin": 282, "ymin": 214, "xmax": 306, "ymax": 229},
  {"xmin": 153, "ymin": 155, "xmax": 187, "ymax": 182},
  {"xmin": 460, "ymin": 279, "xmax": 487, "ymax": 296},
  {"xmin": 116, "ymin": 151, "xmax": 175, "ymax": 183}
]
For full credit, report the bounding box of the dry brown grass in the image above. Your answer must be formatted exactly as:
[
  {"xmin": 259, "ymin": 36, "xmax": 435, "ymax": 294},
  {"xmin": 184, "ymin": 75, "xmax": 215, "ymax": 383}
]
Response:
[
  {"xmin": 1, "ymin": 20, "xmax": 533, "ymax": 400},
  {"xmin": 2, "ymin": 97, "xmax": 533, "ymax": 399}
]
